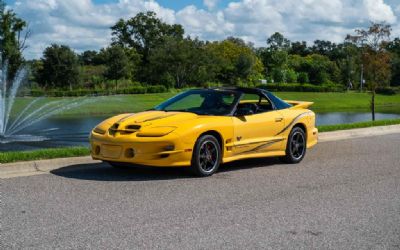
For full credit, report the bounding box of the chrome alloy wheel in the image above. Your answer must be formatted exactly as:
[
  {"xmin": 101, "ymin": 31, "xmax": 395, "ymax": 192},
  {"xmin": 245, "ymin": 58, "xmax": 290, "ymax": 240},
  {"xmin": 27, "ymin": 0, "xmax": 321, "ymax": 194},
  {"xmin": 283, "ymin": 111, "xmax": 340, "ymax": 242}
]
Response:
[
  {"xmin": 291, "ymin": 131, "xmax": 305, "ymax": 159},
  {"xmin": 198, "ymin": 140, "xmax": 219, "ymax": 173}
]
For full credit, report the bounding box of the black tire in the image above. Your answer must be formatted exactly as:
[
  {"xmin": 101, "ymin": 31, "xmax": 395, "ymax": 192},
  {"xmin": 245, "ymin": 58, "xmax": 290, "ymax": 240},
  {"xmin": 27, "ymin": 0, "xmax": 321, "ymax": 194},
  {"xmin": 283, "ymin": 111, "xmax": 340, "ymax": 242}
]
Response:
[
  {"xmin": 107, "ymin": 161, "xmax": 129, "ymax": 169},
  {"xmin": 281, "ymin": 126, "xmax": 307, "ymax": 164},
  {"xmin": 190, "ymin": 135, "xmax": 222, "ymax": 177}
]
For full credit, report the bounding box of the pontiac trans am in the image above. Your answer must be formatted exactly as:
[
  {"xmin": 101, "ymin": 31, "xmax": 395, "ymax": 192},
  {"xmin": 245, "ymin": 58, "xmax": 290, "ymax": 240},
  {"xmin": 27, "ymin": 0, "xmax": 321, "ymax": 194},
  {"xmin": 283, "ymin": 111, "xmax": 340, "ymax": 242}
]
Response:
[{"xmin": 90, "ymin": 87, "xmax": 318, "ymax": 176}]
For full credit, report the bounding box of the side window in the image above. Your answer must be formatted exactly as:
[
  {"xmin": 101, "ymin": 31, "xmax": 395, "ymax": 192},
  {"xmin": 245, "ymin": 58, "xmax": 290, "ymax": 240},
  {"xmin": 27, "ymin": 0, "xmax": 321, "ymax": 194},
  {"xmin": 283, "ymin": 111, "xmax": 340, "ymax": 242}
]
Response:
[
  {"xmin": 257, "ymin": 96, "xmax": 273, "ymax": 113},
  {"xmin": 241, "ymin": 93, "xmax": 259, "ymax": 101},
  {"xmin": 238, "ymin": 93, "xmax": 273, "ymax": 114}
]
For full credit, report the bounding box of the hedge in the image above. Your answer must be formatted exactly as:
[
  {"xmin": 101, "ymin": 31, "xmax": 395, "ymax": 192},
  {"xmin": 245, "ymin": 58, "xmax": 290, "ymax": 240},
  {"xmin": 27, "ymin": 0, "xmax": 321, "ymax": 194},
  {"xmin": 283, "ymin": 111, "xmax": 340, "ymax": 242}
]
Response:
[
  {"xmin": 30, "ymin": 85, "xmax": 167, "ymax": 97},
  {"xmin": 257, "ymin": 83, "xmax": 344, "ymax": 92},
  {"xmin": 375, "ymin": 87, "xmax": 397, "ymax": 95},
  {"xmin": 29, "ymin": 83, "xmax": 346, "ymax": 97}
]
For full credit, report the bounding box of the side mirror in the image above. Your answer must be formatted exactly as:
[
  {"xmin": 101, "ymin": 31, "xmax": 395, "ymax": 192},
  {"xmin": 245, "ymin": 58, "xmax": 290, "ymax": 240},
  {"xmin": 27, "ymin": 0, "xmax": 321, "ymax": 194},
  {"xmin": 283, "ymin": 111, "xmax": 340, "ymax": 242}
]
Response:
[{"xmin": 235, "ymin": 108, "xmax": 254, "ymax": 117}]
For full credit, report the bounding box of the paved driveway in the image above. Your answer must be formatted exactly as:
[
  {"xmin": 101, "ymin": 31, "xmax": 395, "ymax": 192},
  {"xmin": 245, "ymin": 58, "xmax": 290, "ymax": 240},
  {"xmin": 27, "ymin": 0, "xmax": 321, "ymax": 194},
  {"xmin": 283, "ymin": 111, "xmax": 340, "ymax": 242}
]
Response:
[{"xmin": 2, "ymin": 134, "xmax": 400, "ymax": 249}]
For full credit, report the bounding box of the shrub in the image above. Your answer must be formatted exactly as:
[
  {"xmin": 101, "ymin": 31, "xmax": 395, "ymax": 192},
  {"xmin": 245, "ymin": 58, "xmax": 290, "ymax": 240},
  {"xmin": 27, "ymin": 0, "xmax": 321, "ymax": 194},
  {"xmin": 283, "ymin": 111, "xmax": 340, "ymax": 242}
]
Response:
[
  {"xmin": 147, "ymin": 85, "xmax": 168, "ymax": 93},
  {"xmin": 257, "ymin": 83, "xmax": 344, "ymax": 92},
  {"xmin": 286, "ymin": 69, "xmax": 298, "ymax": 83},
  {"xmin": 375, "ymin": 87, "xmax": 396, "ymax": 95},
  {"xmin": 298, "ymin": 72, "xmax": 309, "ymax": 84}
]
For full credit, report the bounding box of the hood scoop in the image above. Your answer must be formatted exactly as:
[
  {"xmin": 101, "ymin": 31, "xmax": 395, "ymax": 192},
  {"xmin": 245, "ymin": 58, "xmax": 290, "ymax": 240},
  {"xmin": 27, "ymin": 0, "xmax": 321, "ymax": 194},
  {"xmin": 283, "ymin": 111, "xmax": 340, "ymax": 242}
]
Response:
[{"xmin": 109, "ymin": 123, "xmax": 142, "ymax": 136}]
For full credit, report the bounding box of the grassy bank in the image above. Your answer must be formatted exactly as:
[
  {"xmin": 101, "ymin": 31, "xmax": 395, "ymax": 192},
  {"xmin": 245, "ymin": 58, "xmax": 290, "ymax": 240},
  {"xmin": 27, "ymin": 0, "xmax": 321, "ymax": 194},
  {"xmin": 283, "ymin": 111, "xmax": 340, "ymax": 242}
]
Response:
[
  {"xmin": 317, "ymin": 118, "xmax": 400, "ymax": 132},
  {"xmin": 0, "ymin": 147, "xmax": 89, "ymax": 164},
  {"xmin": 1, "ymin": 119, "xmax": 399, "ymax": 164},
  {"xmin": 12, "ymin": 91, "xmax": 400, "ymax": 117}
]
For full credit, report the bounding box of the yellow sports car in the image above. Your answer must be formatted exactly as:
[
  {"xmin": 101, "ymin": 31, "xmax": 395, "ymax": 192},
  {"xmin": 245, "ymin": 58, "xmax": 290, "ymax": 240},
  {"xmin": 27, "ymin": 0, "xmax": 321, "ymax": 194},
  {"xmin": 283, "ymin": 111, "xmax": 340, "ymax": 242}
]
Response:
[{"xmin": 90, "ymin": 87, "xmax": 318, "ymax": 176}]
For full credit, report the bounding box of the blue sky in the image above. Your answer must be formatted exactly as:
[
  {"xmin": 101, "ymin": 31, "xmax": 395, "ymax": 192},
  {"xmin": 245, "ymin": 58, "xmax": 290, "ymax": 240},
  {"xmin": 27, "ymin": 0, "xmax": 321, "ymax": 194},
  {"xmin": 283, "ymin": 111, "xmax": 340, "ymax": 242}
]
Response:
[
  {"xmin": 5, "ymin": 0, "xmax": 232, "ymax": 10},
  {"xmin": 4, "ymin": 0, "xmax": 400, "ymax": 59}
]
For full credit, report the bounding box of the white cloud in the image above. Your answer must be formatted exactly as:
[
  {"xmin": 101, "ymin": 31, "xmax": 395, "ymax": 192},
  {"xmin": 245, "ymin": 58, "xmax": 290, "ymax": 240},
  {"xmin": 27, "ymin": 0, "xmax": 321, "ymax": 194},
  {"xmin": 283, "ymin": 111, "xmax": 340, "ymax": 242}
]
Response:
[
  {"xmin": 7, "ymin": 0, "xmax": 400, "ymax": 59},
  {"xmin": 203, "ymin": 0, "xmax": 219, "ymax": 10},
  {"xmin": 176, "ymin": 6, "xmax": 234, "ymax": 40},
  {"xmin": 363, "ymin": 0, "xmax": 396, "ymax": 23}
]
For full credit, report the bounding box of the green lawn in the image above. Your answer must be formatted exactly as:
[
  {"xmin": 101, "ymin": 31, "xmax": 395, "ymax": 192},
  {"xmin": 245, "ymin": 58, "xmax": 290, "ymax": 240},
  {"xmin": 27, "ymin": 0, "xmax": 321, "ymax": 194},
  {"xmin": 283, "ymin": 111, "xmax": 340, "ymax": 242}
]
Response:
[
  {"xmin": 12, "ymin": 91, "xmax": 400, "ymax": 117},
  {"xmin": 275, "ymin": 92, "xmax": 400, "ymax": 113}
]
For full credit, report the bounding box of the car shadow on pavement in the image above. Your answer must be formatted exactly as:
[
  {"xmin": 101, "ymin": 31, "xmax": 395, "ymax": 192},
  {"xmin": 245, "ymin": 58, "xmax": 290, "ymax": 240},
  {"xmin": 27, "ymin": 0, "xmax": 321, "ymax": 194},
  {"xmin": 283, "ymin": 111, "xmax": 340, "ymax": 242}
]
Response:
[{"xmin": 50, "ymin": 157, "xmax": 282, "ymax": 182}]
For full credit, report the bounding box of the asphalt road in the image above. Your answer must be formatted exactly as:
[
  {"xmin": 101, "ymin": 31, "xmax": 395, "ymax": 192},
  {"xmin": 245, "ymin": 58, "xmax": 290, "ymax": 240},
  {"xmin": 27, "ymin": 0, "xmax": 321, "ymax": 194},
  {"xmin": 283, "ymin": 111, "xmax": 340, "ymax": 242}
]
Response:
[{"xmin": 2, "ymin": 134, "xmax": 400, "ymax": 249}]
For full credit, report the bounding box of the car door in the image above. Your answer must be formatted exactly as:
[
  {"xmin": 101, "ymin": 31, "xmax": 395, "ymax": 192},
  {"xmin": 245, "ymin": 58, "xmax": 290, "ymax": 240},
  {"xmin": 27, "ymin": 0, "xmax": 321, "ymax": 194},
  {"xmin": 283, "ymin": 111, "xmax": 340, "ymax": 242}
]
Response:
[{"xmin": 232, "ymin": 94, "xmax": 286, "ymax": 155}]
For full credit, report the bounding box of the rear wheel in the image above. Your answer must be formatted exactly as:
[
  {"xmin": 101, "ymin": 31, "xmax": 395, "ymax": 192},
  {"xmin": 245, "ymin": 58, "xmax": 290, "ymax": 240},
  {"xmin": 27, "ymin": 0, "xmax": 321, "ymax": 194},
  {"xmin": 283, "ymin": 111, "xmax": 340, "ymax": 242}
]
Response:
[
  {"xmin": 190, "ymin": 135, "xmax": 221, "ymax": 177},
  {"xmin": 281, "ymin": 126, "xmax": 306, "ymax": 164}
]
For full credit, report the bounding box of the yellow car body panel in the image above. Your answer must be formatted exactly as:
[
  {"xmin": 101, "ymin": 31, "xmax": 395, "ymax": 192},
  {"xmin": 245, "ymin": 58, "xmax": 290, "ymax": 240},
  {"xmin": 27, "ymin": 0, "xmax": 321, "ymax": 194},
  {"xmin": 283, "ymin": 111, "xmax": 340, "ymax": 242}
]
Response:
[{"xmin": 90, "ymin": 92, "xmax": 318, "ymax": 167}]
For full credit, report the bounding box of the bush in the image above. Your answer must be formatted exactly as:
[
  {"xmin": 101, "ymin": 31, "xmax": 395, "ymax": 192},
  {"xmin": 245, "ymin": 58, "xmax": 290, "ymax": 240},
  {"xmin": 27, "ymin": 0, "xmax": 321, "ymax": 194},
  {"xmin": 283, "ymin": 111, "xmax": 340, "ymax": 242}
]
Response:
[
  {"xmin": 28, "ymin": 85, "xmax": 169, "ymax": 97},
  {"xmin": 202, "ymin": 82, "xmax": 223, "ymax": 88},
  {"xmin": 286, "ymin": 69, "xmax": 298, "ymax": 83},
  {"xmin": 257, "ymin": 83, "xmax": 344, "ymax": 92},
  {"xmin": 375, "ymin": 87, "xmax": 396, "ymax": 95},
  {"xmin": 298, "ymin": 72, "xmax": 309, "ymax": 84},
  {"xmin": 147, "ymin": 85, "xmax": 168, "ymax": 93}
]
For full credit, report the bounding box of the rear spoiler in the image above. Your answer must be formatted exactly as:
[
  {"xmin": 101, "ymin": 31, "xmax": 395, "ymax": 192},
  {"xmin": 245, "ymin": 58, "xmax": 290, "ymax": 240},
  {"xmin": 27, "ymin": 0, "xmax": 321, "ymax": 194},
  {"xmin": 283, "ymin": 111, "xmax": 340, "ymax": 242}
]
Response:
[{"xmin": 284, "ymin": 100, "xmax": 314, "ymax": 109}]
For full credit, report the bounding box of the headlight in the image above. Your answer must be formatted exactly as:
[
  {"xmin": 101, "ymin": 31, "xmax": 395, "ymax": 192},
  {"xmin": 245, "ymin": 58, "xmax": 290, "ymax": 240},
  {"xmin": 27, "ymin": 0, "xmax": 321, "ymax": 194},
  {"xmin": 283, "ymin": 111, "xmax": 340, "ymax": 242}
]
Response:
[
  {"xmin": 93, "ymin": 127, "xmax": 106, "ymax": 135},
  {"xmin": 136, "ymin": 126, "xmax": 176, "ymax": 137}
]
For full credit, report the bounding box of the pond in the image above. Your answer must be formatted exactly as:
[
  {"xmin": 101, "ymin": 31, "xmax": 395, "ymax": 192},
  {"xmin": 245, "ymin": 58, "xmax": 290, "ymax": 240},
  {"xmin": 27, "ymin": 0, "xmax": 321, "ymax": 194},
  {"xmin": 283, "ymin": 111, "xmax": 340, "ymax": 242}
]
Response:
[{"xmin": 1, "ymin": 111, "xmax": 400, "ymax": 152}]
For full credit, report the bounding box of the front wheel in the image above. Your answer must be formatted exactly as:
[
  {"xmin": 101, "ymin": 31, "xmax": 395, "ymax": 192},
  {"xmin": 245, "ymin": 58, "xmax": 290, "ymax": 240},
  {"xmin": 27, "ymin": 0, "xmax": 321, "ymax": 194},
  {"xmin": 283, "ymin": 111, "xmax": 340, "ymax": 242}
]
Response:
[
  {"xmin": 281, "ymin": 127, "xmax": 307, "ymax": 164},
  {"xmin": 190, "ymin": 135, "xmax": 222, "ymax": 177}
]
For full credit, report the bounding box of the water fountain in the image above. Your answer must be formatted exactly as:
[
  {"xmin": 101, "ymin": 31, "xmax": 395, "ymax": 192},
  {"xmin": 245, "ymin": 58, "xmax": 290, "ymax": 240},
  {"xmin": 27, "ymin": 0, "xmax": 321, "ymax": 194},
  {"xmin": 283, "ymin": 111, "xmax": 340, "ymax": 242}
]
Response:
[{"xmin": 0, "ymin": 59, "xmax": 94, "ymax": 145}]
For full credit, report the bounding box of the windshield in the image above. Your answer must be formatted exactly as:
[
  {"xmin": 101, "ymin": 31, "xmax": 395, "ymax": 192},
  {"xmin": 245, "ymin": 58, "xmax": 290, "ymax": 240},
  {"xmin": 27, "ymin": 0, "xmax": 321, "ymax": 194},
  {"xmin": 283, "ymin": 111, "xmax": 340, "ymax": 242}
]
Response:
[{"xmin": 154, "ymin": 89, "xmax": 241, "ymax": 115}]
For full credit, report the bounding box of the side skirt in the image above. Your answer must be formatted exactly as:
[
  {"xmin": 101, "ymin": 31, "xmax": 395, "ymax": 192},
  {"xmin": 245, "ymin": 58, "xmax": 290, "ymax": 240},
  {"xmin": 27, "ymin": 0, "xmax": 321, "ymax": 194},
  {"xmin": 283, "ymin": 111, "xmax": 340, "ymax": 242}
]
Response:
[{"xmin": 222, "ymin": 150, "xmax": 286, "ymax": 164}]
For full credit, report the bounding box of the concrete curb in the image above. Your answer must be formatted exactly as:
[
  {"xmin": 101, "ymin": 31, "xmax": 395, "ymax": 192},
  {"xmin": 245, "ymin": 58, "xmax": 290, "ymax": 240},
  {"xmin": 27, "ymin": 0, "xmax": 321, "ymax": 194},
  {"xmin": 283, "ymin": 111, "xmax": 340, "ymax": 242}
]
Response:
[
  {"xmin": 318, "ymin": 124, "xmax": 400, "ymax": 142},
  {"xmin": 1, "ymin": 125, "xmax": 399, "ymax": 179},
  {"xmin": 0, "ymin": 156, "xmax": 100, "ymax": 179}
]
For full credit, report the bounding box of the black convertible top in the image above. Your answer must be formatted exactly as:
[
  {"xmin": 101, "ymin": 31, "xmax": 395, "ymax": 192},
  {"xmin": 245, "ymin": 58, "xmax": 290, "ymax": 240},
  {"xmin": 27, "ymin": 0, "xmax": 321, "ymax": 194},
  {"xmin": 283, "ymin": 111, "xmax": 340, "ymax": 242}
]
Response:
[{"xmin": 210, "ymin": 87, "xmax": 292, "ymax": 110}]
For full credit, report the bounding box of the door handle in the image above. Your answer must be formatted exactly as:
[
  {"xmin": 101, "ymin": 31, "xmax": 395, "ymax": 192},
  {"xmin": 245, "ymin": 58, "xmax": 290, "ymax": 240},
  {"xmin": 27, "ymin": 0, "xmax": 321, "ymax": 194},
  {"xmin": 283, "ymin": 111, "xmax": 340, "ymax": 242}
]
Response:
[{"xmin": 275, "ymin": 117, "xmax": 283, "ymax": 122}]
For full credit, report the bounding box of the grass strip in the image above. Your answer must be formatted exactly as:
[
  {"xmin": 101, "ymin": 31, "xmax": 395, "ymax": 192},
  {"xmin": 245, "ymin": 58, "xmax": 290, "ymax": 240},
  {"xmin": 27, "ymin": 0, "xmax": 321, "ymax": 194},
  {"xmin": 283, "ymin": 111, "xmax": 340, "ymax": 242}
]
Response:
[
  {"xmin": 317, "ymin": 118, "xmax": 400, "ymax": 132},
  {"xmin": 0, "ymin": 147, "xmax": 90, "ymax": 164},
  {"xmin": 1, "ymin": 119, "xmax": 400, "ymax": 164}
]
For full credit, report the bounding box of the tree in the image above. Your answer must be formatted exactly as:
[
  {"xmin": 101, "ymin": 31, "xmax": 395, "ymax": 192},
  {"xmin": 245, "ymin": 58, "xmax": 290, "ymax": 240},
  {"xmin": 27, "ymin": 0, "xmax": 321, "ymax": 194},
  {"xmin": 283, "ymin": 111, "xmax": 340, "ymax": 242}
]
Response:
[
  {"xmin": 206, "ymin": 39, "xmax": 263, "ymax": 85},
  {"xmin": 38, "ymin": 44, "xmax": 80, "ymax": 90},
  {"xmin": 148, "ymin": 37, "xmax": 213, "ymax": 88},
  {"xmin": 0, "ymin": 0, "xmax": 30, "ymax": 79},
  {"xmin": 387, "ymin": 38, "xmax": 400, "ymax": 86},
  {"xmin": 102, "ymin": 45, "xmax": 140, "ymax": 90},
  {"xmin": 267, "ymin": 32, "xmax": 290, "ymax": 51},
  {"xmin": 79, "ymin": 50, "xmax": 103, "ymax": 65},
  {"xmin": 257, "ymin": 33, "xmax": 292, "ymax": 83},
  {"xmin": 311, "ymin": 40, "xmax": 336, "ymax": 57},
  {"xmin": 346, "ymin": 22, "xmax": 392, "ymax": 121},
  {"xmin": 288, "ymin": 54, "xmax": 340, "ymax": 85},
  {"xmin": 337, "ymin": 43, "xmax": 359, "ymax": 89},
  {"xmin": 111, "ymin": 11, "xmax": 184, "ymax": 64},
  {"xmin": 290, "ymin": 41, "xmax": 309, "ymax": 56}
]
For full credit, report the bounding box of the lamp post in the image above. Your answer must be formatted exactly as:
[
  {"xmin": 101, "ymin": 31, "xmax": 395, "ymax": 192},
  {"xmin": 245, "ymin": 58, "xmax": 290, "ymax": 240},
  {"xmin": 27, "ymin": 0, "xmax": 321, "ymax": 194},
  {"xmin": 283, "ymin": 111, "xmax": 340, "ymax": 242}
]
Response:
[{"xmin": 360, "ymin": 63, "xmax": 364, "ymax": 91}]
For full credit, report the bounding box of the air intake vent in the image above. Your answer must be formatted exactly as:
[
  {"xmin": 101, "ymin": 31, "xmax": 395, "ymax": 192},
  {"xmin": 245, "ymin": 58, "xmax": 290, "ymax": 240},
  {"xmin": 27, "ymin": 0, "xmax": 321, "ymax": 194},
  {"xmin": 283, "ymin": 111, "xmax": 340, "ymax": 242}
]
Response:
[{"xmin": 126, "ymin": 125, "xmax": 141, "ymax": 130}]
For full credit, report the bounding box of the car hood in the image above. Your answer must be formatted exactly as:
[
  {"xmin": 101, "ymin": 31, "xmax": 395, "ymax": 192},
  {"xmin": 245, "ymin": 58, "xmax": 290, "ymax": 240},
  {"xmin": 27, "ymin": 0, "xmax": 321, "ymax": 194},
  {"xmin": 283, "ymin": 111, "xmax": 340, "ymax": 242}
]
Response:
[{"xmin": 94, "ymin": 111, "xmax": 199, "ymax": 136}]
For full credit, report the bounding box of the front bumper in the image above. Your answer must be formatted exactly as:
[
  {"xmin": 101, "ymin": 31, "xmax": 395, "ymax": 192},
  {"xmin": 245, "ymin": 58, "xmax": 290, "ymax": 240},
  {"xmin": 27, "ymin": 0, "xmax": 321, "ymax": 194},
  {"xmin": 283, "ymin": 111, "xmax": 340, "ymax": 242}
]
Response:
[{"xmin": 90, "ymin": 131, "xmax": 193, "ymax": 167}]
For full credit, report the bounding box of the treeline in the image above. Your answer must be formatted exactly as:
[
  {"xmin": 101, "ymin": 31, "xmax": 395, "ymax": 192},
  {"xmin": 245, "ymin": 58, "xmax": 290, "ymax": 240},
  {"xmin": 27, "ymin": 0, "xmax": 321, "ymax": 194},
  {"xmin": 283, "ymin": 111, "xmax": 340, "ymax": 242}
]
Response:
[{"xmin": 1, "ymin": 3, "xmax": 400, "ymax": 94}]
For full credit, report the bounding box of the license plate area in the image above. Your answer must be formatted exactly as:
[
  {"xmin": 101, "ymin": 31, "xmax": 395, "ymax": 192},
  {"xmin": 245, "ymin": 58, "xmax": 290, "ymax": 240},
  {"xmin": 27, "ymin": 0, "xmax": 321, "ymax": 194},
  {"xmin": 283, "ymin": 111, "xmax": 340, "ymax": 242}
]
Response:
[{"xmin": 101, "ymin": 145, "xmax": 122, "ymax": 159}]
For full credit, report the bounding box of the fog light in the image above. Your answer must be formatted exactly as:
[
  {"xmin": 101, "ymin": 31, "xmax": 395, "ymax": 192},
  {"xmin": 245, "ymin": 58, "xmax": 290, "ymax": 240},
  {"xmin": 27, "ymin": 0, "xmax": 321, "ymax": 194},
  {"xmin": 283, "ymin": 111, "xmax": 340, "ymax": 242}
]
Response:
[
  {"xmin": 125, "ymin": 148, "xmax": 135, "ymax": 158},
  {"xmin": 94, "ymin": 146, "xmax": 101, "ymax": 155},
  {"xmin": 164, "ymin": 145, "xmax": 175, "ymax": 151}
]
